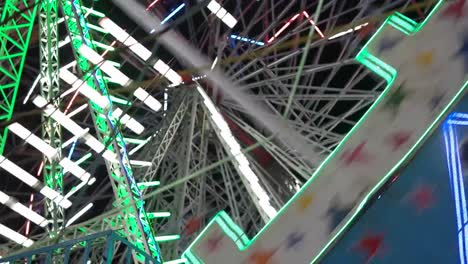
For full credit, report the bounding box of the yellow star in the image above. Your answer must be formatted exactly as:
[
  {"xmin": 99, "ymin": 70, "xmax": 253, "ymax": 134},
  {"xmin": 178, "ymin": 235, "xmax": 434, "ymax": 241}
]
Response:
[
  {"xmin": 415, "ymin": 51, "xmax": 433, "ymax": 67},
  {"xmin": 297, "ymin": 194, "xmax": 314, "ymax": 212}
]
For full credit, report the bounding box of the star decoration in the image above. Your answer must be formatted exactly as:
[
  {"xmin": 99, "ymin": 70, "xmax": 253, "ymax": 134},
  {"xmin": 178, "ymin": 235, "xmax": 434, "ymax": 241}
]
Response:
[
  {"xmin": 326, "ymin": 198, "xmax": 353, "ymax": 233},
  {"xmin": 382, "ymin": 82, "xmax": 409, "ymax": 116},
  {"xmin": 455, "ymin": 33, "xmax": 468, "ymax": 72},
  {"xmin": 204, "ymin": 232, "xmax": 224, "ymax": 253},
  {"xmin": 441, "ymin": 0, "xmax": 466, "ymax": 20},
  {"xmin": 181, "ymin": 74, "xmax": 194, "ymax": 84},
  {"xmin": 410, "ymin": 185, "xmax": 435, "ymax": 212},
  {"xmin": 377, "ymin": 36, "xmax": 402, "ymax": 54},
  {"xmin": 247, "ymin": 249, "xmax": 276, "ymax": 264},
  {"xmin": 387, "ymin": 131, "xmax": 412, "ymax": 151},
  {"xmin": 184, "ymin": 216, "xmax": 202, "ymax": 236},
  {"xmin": 429, "ymin": 93, "xmax": 445, "ymax": 111},
  {"xmin": 415, "ymin": 51, "xmax": 434, "ymax": 68},
  {"xmin": 353, "ymin": 233, "xmax": 385, "ymax": 264},
  {"xmin": 341, "ymin": 141, "xmax": 369, "ymax": 166},
  {"xmin": 286, "ymin": 231, "xmax": 305, "ymax": 250},
  {"xmin": 297, "ymin": 194, "xmax": 313, "ymax": 212}
]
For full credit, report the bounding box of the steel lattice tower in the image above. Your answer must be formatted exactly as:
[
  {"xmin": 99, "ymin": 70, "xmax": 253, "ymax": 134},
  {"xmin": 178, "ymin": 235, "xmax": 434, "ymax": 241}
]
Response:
[{"xmin": 0, "ymin": 0, "xmax": 434, "ymax": 262}]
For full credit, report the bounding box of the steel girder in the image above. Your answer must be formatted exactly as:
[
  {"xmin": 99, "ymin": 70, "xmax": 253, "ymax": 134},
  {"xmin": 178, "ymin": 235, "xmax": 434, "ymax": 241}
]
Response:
[{"xmin": 0, "ymin": 0, "xmax": 39, "ymax": 154}]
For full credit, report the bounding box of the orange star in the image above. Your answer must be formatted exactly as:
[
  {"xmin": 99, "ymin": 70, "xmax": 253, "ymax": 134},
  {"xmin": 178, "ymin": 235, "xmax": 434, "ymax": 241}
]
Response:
[
  {"xmin": 415, "ymin": 51, "xmax": 434, "ymax": 68},
  {"xmin": 297, "ymin": 194, "xmax": 313, "ymax": 212},
  {"xmin": 247, "ymin": 249, "xmax": 276, "ymax": 264}
]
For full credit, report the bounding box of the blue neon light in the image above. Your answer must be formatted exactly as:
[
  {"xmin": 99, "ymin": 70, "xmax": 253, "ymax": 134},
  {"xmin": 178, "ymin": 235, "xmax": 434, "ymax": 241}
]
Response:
[
  {"xmin": 161, "ymin": 3, "xmax": 185, "ymax": 25},
  {"xmin": 230, "ymin": 34, "xmax": 265, "ymax": 46},
  {"xmin": 444, "ymin": 112, "xmax": 468, "ymax": 264}
]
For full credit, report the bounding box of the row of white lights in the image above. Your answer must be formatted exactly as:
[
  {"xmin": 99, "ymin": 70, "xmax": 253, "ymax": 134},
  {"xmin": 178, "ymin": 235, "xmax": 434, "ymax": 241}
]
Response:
[
  {"xmin": 197, "ymin": 87, "xmax": 276, "ymax": 219},
  {"xmin": 98, "ymin": 18, "xmax": 183, "ymax": 86},
  {"xmin": 206, "ymin": 0, "xmax": 237, "ymax": 29},
  {"xmin": 100, "ymin": 16, "xmax": 276, "ymax": 218}
]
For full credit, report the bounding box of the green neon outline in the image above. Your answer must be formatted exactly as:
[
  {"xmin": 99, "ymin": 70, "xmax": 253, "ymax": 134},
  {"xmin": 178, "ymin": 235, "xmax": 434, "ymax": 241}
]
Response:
[
  {"xmin": 182, "ymin": 1, "xmax": 468, "ymax": 263},
  {"xmin": 0, "ymin": 0, "xmax": 39, "ymax": 154}
]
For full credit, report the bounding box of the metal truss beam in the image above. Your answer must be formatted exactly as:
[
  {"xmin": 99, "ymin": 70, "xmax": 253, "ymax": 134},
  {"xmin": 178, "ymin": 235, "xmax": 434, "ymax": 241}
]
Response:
[
  {"xmin": 39, "ymin": 0, "xmax": 64, "ymax": 231},
  {"xmin": 139, "ymin": 90, "xmax": 191, "ymax": 184},
  {"xmin": 60, "ymin": 0, "xmax": 161, "ymax": 262},
  {"xmin": 0, "ymin": 0, "xmax": 38, "ymax": 154}
]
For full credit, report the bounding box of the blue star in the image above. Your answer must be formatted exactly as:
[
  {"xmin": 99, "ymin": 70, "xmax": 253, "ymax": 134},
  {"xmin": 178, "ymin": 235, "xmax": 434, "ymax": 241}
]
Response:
[
  {"xmin": 455, "ymin": 34, "xmax": 468, "ymax": 72},
  {"xmin": 286, "ymin": 231, "xmax": 305, "ymax": 250},
  {"xmin": 377, "ymin": 36, "xmax": 402, "ymax": 54},
  {"xmin": 326, "ymin": 200, "xmax": 353, "ymax": 233}
]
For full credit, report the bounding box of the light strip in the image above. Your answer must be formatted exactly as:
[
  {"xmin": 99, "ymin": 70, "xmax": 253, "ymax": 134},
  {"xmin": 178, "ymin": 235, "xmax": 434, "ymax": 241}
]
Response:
[
  {"xmin": 161, "ymin": 3, "xmax": 185, "ymax": 25},
  {"xmin": 197, "ymin": 86, "xmax": 276, "ymax": 219},
  {"xmin": 155, "ymin": 234, "xmax": 180, "ymax": 242},
  {"xmin": 164, "ymin": 259, "xmax": 187, "ymax": 264},
  {"xmin": 8, "ymin": 123, "xmax": 58, "ymax": 159},
  {"xmin": 146, "ymin": 0, "xmax": 160, "ymax": 11},
  {"xmin": 75, "ymin": 153, "xmax": 92, "ymax": 165},
  {"xmin": 0, "ymin": 191, "xmax": 48, "ymax": 228},
  {"xmin": 267, "ymin": 13, "xmax": 300, "ymax": 43},
  {"xmin": 59, "ymin": 69, "xmax": 110, "ymax": 109},
  {"xmin": 23, "ymin": 75, "xmax": 40, "ymax": 104},
  {"xmin": 66, "ymin": 103, "xmax": 88, "ymax": 118},
  {"xmin": 0, "ymin": 223, "xmax": 34, "ymax": 247},
  {"xmin": 147, "ymin": 212, "xmax": 171, "ymax": 218},
  {"xmin": 302, "ymin": 11, "xmax": 325, "ymax": 38},
  {"xmin": 230, "ymin": 34, "xmax": 265, "ymax": 46},
  {"xmin": 0, "ymin": 155, "xmax": 72, "ymax": 208},
  {"xmin": 98, "ymin": 17, "xmax": 183, "ymax": 85},
  {"xmin": 78, "ymin": 44, "xmax": 162, "ymax": 115},
  {"xmin": 128, "ymin": 136, "xmax": 151, "ymax": 156},
  {"xmin": 206, "ymin": 0, "xmax": 237, "ymax": 28},
  {"xmin": 59, "ymin": 158, "xmax": 92, "ymax": 183},
  {"xmin": 129, "ymin": 160, "xmax": 152, "ymax": 167},
  {"xmin": 211, "ymin": 56, "xmax": 218, "ymax": 70},
  {"xmin": 8, "ymin": 122, "xmax": 93, "ymax": 184},
  {"xmin": 64, "ymin": 180, "xmax": 87, "ymax": 200},
  {"xmin": 98, "ymin": 18, "xmax": 152, "ymax": 61},
  {"xmin": 32, "ymin": 96, "xmax": 118, "ymax": 163},
  {"xmin": 137, "ymin": 181, "xmax": 160, "ymax": 188},
  {"xmin": 328, "ymin": 23, "xmax": 369, "ymax": 40},
  {"xmin": 444, "ymin": 115, "xmax": 468, "ymax": 264},
  {"xmin": 65, "ymin": 203, "xmax": 93, "ymax": 227}
]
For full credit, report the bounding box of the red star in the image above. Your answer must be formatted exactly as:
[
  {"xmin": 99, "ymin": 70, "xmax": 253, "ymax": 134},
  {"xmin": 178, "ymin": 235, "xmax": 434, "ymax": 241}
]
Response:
[
  {"xmin": 358, "ymin": 22, "xmax": 375, "ymax": 39},
  {"xmin": 247, "ymin": 249, "xmax": 276, "ymax": 264},
  {"xmin": 410, "ymin": 185, "xmax": 435, "ymax": 212},
  {"xmin": 354, "ymin": 233, "xmax": 384, "ymax": 264},
  {"xmin": 184, "ymin": 216, "xmax": 201, "ymax": 236},
  {"xmin": 441, "ymin": 0, "xmax": 466, "ymax": 20},
  {"xmin": 388, "ymin": 131, "xmax": 412, "ymax": 151},
  {"xmin": 204, "ymin": 233, "xmax": 224, "ymax": 253},
  {"xmin": 181, "ymin": 73, "xmax": 194, "ymax": 84},
  {"xmin": 341, "ymin": 142, "xmax": 369, "ymax": 166}
]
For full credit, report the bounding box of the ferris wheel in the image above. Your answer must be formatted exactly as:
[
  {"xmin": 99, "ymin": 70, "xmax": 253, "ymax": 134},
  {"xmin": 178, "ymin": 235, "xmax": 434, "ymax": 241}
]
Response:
[{"xmin": 0, "ymin": 0, "xmax": 436, "ymax": 262}]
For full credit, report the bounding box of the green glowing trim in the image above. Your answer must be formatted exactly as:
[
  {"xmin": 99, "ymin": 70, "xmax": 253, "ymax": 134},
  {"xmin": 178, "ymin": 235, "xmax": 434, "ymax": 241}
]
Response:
[
  {"xmin": 182, "ymin": 1, "xmax": 468, "ymax": 263},
  {"xmin": 110, "ymin": 95, "xmax": 131, "ymax": 106},
  {"xmin": 0, "ymin": 0, "xmax": 39, "ymax": 154},
  {"xmin": 61, "ymin": 1, "xmax": 161, "ymax": 262}
]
